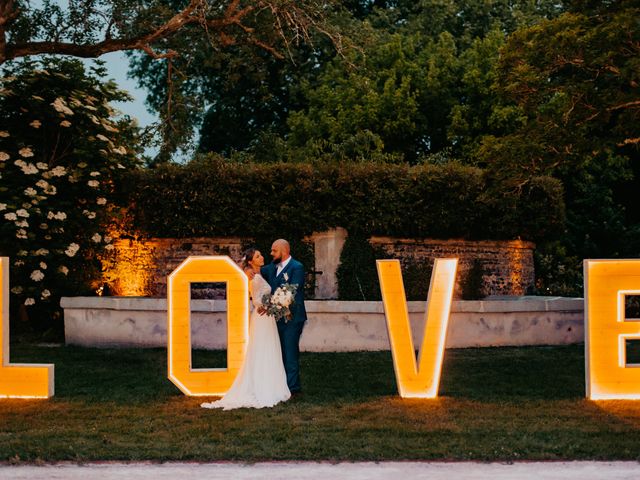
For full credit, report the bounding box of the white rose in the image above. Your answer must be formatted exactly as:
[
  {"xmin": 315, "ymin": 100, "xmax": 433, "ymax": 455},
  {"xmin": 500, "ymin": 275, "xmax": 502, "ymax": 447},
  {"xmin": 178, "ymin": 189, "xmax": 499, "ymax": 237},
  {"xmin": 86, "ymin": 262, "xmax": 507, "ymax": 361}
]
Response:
[
  {"xmin": 0, "ymin": 203, "xmax": 6, "ymax": 211},
  {"xmin": 60, "ymin": 120, "xmax": 72, "ymax": 127},
  {"xmin": 96, "ymin": 134, "xmax": 109, "ymax": 142},
  {"xmin": 24, "ymin": 187, "xmax": 37, "ymax": 196},
  {"xmin": 104, "ymin": 244, "xmax": 115, "ymax": 251},
  {"xmin": 24, "ymin": 298, "xmax": 36, "ymax": 306},
  {"xmin": 41, "ymin": 289, "xmax": 51, "ymax": 299},
  {"xmin": 91, "ymin": 233, "xmax": 102, "ymax": 243},
  {"xmin": 16, "ymin": 208, "xmax": 29, "ymax": 217},
  {"xmin": 14, "ymin": 159, "xmax": 26, "ymax": 168},
  {"xmin": 44, "ymin": 185, "xmax": 57, "ymax": 195},
  {"xmin": 0, "ymin": 131, "xmax": 9, "ymax": 137},
  {"xmin": 90, "ymin": 171, "xmax": 101, "ymax": 177},
  {"xmin": 10, "ymin": 286, "xmax": 23, "ymax": 294},
  {"xmin": 13, "ymin": 260, "xmax": 24, "ymax": 267},
  {"xmin": 30, "ymin": 270, "xmax": 44, "ymax": 281},
  {"xmin": 4, "ymin": 212, "xmax": 17, "ymax": 220},
  {"xmin": 16, "ymin": 229, "xmax": 27, "ymax": 239},
  {"xmin": 39, "ymin": 262, "xmax": 47, "ymax": 270},
  {"xmin": 36, "ymin": 162, "xmax": 48, "ymax": 169},
  {"xmin": 36, "ymin": 179, "xmax": 49, "ymax": 189},
  {"xmin": 0, "ymin": 151, "xmax": 9, "ymax": 161},
  {"xmin": 96, "ymin": 197, "xmax": 107, "ymax": 205},
  {"xmin": 87, "ymin": 180, "xmax": 99, "ymax": 188},
  {"xmin": 35, "ymin": 248, "xmax": 49, "ymax": 255},
  {"xmin": 14, "ymin": 220, "xmax": 28, "ymax": 227},
  {"xmin": 30, "ymin": 120, "xmax": 42, "ymax": 128},
  {"xmin": 59, "ymin": 265, "xmax": 69, "ymax": 275}
]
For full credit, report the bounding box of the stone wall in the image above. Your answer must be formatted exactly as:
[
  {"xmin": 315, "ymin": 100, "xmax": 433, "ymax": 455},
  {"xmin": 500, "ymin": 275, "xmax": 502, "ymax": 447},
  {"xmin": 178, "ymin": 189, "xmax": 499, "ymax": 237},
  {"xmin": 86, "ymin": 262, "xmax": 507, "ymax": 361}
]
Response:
[
  {"xmin": 101, "ymin": 231, "xmax": 535, "ymax": 299},
  {"xmin": 370, "ymin": 237, "xmax": 535, "ymax": 298},
  {"xmin": 102, "ymin": 237, "xmax": 247, "ymax": 297},
  {"xmin": 61, "ymin": 296, "xmax": 584, "ymax": 351}
]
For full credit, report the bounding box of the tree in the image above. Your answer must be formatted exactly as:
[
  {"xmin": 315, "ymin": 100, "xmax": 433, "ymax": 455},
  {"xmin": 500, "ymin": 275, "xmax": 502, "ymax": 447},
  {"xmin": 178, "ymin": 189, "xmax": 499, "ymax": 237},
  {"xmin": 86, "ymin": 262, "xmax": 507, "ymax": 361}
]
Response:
[
  {"xmin": 477, "ymin": 0, "xmax": 640, "ymax": 294},
  {"xmin": 1, "ymin": 0, "xmax": 341, "ymax": 161},
  {"xmin": 0, "ymin": 0, "xmax": 331, "ymax": 64},
  {"xmin": 0, "ymin": 58, "xmax": 141, "ymax": 321},
  {"xmin": 279, "ymin": 1, "xmax": 567, "ymax": 163}
]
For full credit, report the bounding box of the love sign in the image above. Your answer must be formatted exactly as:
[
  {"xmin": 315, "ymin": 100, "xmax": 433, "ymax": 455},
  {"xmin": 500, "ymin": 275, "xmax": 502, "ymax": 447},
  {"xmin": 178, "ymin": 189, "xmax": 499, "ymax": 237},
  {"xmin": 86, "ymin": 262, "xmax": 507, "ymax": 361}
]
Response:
[{"xmin": 2, "ymin": 255, "xmax": 640, "ymax": 401}]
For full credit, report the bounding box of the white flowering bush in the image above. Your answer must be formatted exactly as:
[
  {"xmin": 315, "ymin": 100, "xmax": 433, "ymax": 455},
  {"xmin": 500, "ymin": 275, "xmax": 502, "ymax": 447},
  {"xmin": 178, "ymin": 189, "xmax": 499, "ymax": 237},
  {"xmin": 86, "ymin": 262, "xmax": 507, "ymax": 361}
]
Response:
[{"xmin": 0, "ymin": 58, "xmax": 141, "ymax": 315}]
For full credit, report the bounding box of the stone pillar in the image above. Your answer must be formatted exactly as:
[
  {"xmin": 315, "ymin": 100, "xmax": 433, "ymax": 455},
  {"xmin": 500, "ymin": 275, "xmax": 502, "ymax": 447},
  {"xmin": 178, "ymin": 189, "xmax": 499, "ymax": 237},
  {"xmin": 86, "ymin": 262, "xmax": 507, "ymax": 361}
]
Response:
[{"xmin": 310, "ymin": 228, "xmax": 348, "ymax": 299}]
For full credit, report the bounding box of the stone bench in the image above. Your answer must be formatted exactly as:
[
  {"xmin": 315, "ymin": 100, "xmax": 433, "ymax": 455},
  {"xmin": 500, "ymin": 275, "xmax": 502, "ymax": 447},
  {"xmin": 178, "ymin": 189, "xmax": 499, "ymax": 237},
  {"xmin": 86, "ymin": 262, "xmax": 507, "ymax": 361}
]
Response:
[{"xmin": 61, "ymin": 296, "xmax": 584, "ymax": 351}]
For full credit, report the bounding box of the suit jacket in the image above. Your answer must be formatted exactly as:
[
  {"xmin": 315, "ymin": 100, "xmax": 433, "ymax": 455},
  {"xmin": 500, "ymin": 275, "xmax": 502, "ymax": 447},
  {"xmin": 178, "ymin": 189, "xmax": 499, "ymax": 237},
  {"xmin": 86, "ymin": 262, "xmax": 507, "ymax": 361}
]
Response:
[{"xmin": 261, "ymin": 257, "xmax": 307, "ymax": 323}]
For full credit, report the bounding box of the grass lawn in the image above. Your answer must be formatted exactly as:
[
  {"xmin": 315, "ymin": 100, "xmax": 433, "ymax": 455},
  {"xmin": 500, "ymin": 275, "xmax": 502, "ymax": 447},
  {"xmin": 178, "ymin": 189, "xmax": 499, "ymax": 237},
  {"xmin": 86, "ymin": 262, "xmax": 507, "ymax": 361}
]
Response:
[{"xmin": 1, "ymin": 343, "xmax": 640, "ymax": 462}]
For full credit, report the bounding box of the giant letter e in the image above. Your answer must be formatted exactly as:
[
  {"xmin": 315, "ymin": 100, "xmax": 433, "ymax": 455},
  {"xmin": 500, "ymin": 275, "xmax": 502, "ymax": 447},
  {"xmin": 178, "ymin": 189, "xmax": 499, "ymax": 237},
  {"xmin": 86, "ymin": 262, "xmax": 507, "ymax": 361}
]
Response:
[
  {"xmin": 377, "ymin": 258, "xmax": 457, "ymax": 398},
  {"xmin": 585, "ymin": 260, "xmax": 640, "ymax": 400}
]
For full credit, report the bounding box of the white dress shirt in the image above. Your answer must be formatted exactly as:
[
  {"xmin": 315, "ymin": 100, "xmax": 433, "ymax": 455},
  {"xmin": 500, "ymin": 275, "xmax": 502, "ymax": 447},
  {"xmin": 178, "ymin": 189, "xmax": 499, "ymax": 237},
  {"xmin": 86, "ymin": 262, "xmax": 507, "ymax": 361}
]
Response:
[{"xmin": 276, "ymin": 256, "xmax": 292, "ymax": 277}]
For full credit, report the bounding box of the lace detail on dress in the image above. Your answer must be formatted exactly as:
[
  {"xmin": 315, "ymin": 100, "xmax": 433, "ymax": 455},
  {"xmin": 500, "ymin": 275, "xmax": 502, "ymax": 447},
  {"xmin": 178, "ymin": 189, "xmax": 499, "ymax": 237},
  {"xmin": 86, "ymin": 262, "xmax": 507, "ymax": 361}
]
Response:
[{"xmin": 250, "ymin": 274, "xmax": 272, "ymax": 309}]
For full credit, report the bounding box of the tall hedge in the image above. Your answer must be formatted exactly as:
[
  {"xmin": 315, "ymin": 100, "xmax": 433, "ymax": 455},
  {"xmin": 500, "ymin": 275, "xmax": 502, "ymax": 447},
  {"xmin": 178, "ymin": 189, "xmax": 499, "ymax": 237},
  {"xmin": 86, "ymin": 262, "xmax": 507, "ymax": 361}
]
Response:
[{"xmin": 123, "ymin": 155, "xmax": 564, "ymax": 241}]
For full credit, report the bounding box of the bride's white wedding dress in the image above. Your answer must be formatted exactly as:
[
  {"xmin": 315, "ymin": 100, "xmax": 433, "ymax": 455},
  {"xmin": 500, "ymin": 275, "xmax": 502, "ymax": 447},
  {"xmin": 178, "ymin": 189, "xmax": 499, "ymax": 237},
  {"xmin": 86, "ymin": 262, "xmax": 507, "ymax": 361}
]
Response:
[{"xmin": 201, "ymin": 273, "xmax": 290, "ymax": 410}]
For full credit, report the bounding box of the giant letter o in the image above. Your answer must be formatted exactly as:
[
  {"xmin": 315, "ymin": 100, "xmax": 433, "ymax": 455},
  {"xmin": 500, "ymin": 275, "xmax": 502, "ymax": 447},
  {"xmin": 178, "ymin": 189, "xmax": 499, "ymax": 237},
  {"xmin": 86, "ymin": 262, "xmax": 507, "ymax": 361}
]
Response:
[{"xmin": 168, "ymin": 256, "xmax": 249, "ymax": 396}]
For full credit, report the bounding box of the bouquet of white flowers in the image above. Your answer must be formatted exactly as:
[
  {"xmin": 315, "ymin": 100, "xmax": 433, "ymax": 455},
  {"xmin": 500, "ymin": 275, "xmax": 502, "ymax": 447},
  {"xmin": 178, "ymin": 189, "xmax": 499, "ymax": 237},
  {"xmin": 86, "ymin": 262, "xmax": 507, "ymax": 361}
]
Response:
[{"xmin": 262, "ymin": 282, "xmax": 298, "ymax": 322}]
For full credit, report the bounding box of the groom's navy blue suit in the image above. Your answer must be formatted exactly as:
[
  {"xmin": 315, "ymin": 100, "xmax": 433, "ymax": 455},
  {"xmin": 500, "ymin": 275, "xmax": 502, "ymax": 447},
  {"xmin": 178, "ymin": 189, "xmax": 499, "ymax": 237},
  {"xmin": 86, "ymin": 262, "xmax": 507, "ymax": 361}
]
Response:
[{"xmin": 261, "ymin": 257, "xmax": 307, "ymax": 393}]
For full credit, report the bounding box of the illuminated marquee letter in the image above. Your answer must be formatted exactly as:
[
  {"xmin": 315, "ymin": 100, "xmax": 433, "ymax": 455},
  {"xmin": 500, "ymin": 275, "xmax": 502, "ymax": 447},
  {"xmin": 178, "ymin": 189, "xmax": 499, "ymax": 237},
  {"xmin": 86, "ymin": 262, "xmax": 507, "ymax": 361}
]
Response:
[
  {"xmin": 585, "ymin": 260, "xmax": 640, "ymax": 400},
  {"xmin": 377, "ymin": 258, "xmax": 457, "ymax": 398},
  {"xmin": 168, "ymin": 256, "xmax": 249, "ymax": 396},
  {"xmin": 0, "ymin": 257, "xmax": 54, "ymax": 398}
]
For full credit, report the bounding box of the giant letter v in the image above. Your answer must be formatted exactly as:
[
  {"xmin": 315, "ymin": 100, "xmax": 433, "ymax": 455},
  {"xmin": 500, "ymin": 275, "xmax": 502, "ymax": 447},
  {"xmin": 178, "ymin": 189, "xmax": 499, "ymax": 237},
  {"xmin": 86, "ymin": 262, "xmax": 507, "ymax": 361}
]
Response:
[{"xmin": 377, "ymin": 258, "xmax": 458, "ymax": 398}]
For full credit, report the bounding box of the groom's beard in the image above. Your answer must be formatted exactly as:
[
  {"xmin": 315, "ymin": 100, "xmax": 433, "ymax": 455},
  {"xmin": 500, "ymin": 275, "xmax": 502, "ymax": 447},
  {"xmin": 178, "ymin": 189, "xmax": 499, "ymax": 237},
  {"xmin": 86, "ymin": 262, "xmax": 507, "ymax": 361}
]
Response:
[{"xmin": 272, "ymin": 257, "xmax": 281, "ymax": 264}]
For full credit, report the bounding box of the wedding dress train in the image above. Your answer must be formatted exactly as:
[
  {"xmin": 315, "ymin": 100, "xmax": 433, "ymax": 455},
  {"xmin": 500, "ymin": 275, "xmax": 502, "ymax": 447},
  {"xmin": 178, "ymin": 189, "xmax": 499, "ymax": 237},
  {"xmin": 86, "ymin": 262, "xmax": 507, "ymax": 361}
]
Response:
[{"xmin": 201, "ymin": 273, "xmax": 290, "ymax": 410}]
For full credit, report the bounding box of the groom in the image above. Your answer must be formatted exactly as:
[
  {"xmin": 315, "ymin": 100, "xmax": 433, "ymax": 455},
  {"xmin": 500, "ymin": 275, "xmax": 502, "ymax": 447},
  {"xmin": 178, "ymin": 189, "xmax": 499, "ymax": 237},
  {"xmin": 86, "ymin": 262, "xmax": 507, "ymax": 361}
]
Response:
[{"xmin": 260, "ymin": 239, "xmax": 307, "ymax": 395}]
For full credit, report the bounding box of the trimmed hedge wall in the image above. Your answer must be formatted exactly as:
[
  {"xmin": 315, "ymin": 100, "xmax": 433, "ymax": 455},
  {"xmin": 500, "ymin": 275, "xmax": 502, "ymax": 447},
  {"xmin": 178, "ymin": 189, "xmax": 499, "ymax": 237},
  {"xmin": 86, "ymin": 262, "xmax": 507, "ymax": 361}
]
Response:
[{"xmin": 123, "ymin": 156, "xmax": 564, "ymax": 241}]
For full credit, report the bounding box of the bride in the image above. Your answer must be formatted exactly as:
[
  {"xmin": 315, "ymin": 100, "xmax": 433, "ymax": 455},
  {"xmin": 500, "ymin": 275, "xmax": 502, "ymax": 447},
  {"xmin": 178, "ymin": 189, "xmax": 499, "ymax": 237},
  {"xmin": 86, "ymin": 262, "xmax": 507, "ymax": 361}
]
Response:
[{"xmin": 201, "ymin": 248, "xmax": 291, "ymax": 410}]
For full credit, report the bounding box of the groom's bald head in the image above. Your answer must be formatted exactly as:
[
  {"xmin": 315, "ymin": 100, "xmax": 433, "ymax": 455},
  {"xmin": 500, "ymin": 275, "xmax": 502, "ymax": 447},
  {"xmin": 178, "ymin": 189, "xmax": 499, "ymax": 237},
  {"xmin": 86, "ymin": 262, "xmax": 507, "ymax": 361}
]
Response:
[{"xmin": 271, "ymin": 239, "xmax": 290, "ymax": 263}]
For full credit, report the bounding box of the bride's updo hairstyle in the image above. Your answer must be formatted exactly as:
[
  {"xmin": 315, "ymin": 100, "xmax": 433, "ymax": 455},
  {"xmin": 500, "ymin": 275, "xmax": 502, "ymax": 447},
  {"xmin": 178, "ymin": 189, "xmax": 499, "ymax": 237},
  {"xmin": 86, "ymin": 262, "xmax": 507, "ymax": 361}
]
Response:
[{"xmin": 240, "ymin": 248, "xmax": 257, "ymax": 270}]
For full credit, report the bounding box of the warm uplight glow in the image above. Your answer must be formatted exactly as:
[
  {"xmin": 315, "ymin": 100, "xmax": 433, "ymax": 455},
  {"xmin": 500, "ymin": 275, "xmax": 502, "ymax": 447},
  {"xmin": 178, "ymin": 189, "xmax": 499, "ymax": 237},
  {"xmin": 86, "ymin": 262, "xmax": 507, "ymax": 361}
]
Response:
[
  {"xmin": 377, "ymin": 258, "xmax": 458, "ymax": 398},
  {"xmin": 102, "ymin": 238, "xmax": 156, "ymax": 296},
  {"xmin": 167, "ymin": 256, "xmax": 249, "ymax": 396},
  {"xmin": 507, "ymin": 240, "xmax": 526, "ymax": 295},
  {"xmin": 0, "ymin": 257, "xmax": 54, "ymax": 399},
  {"xmin": 585, "ymin": 260, "xmax": 640, "ymax": 400}
]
